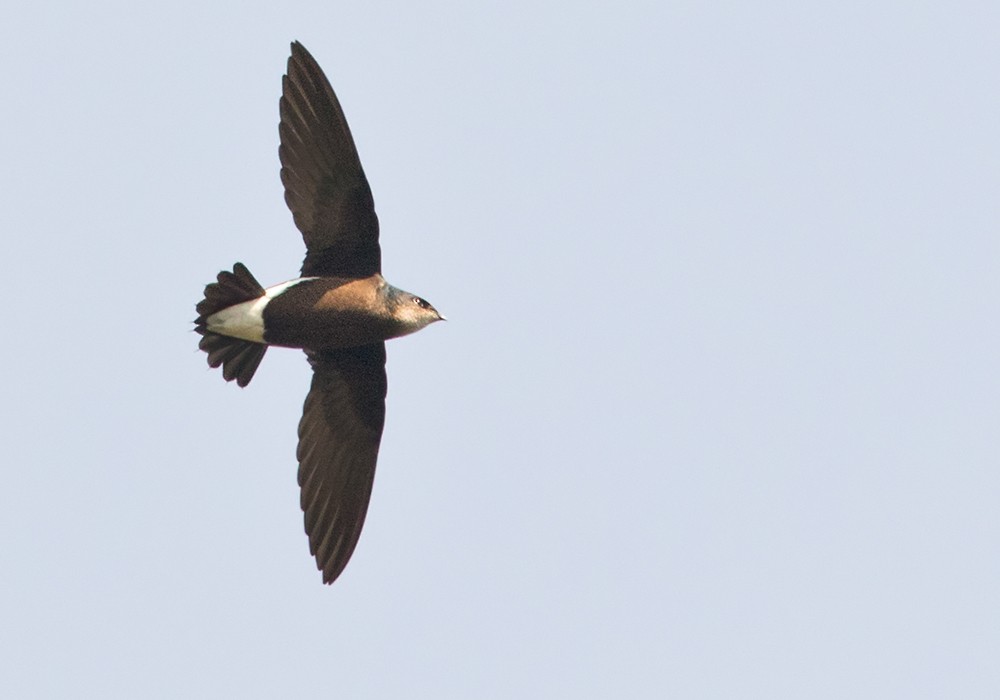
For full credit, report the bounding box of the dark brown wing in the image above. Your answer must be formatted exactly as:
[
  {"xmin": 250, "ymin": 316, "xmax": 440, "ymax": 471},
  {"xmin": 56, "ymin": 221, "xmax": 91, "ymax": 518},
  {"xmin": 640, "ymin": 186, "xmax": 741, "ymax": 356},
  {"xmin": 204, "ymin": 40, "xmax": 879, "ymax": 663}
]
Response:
[
  {"xmin": 280, "ymin": 41, "xmax": 381, "ymax": 277},
  {"xmin": 297, "ymin": 343, "xmax": 387, "ymax": 584}
]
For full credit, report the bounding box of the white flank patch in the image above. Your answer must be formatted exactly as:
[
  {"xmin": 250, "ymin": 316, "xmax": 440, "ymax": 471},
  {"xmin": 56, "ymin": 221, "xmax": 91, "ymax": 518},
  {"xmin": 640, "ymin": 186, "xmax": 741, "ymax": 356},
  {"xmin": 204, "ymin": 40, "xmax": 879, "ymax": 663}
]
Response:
[{"xmin": 205, "ymin": 277, "xmax": 317, "ymax": 343}]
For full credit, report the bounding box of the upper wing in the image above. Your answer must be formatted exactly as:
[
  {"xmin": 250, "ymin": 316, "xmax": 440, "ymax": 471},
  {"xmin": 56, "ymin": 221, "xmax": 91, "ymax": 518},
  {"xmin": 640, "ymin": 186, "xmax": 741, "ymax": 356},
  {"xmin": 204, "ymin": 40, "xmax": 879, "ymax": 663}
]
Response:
[
  {"xmin": 297, "ymin": 343, "xmax": 387, "ymax": 584},
  {"xmin": 280, "ymin": 42, "xmax": 381, "ymax": 277}
]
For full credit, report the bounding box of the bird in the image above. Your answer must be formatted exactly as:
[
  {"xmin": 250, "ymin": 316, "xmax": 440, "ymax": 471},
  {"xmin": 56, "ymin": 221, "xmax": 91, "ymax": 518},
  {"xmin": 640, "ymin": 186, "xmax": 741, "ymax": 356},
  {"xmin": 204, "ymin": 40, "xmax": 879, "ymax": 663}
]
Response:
[{"xmin": 194, "ymin": 41, "xmax": 444, "ymax": 585}]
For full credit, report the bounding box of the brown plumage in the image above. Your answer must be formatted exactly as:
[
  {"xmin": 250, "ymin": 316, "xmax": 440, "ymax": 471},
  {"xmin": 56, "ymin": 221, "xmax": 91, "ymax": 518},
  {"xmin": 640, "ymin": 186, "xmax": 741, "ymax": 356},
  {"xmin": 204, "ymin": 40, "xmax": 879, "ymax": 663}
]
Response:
[{"xmin": 194, "ymin": 42, "xmax": 443, "ymax": 584}]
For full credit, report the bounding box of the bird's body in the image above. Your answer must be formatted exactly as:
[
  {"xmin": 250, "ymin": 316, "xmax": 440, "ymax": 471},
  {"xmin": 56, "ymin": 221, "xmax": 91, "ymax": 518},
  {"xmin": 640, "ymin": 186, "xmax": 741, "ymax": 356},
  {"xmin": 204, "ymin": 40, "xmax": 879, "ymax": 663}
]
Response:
[
  {"xmin": 204, "ymin": 275, "xmax": 435, "ymax": 349},
  {"xmin": 194, "ymin": 42, "xmax": 442, "ymax": 584}
]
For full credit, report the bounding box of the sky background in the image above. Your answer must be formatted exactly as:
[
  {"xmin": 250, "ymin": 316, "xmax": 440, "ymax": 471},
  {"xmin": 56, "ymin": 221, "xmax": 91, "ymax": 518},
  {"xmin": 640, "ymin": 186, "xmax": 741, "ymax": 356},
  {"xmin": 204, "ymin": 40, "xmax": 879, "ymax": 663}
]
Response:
[{"xmin": 2, "ymin": 1, "xmax": 999, "ymax": 697}]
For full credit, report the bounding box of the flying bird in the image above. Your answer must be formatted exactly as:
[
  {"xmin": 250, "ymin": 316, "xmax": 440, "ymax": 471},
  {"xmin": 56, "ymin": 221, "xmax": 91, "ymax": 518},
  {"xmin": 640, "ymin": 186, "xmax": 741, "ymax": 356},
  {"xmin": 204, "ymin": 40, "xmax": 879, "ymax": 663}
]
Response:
[{"xmin": 194, "ymin": 42, "xmax": 444, "ymax": 584}]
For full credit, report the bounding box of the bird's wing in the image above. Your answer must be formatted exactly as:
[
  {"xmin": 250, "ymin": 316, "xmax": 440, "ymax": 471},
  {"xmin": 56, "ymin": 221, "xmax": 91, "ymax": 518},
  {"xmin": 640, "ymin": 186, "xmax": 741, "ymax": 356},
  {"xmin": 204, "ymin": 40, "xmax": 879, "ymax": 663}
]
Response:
[
  {"xmin": 280, "ymin": 41, "xmax": 381, "ymax": 277},
  {"xmin": 297, "ymin": 343, "xmax": 387, "ymax": 584}
]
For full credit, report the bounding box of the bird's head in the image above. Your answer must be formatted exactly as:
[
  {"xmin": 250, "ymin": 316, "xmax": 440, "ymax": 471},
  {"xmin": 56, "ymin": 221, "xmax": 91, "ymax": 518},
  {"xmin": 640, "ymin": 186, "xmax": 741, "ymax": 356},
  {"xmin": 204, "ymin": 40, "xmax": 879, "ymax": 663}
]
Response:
[{"xmin": 385, "ymin": 285, "xmax": 445, "ymax": 336}]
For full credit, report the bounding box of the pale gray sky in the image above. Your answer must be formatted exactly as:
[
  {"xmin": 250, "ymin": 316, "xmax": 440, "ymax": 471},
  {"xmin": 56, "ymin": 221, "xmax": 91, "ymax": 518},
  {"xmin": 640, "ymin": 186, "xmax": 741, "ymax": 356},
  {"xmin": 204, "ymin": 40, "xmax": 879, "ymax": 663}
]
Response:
[{"xmin": 3, "ymin": 1, "xmax": 999, "ymax": 697}]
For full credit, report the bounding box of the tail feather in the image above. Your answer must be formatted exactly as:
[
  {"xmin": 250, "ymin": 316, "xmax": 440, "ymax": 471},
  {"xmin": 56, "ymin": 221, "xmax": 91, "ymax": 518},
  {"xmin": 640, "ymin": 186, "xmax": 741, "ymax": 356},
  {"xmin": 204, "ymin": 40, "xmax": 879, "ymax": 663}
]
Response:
[
  {"xmin": 195, "ymin": 263, "xmax": 268, "ymax": 388},
  {"xmin": 195, "ymin": 262, "xmax": 265, "ymax": 320}
]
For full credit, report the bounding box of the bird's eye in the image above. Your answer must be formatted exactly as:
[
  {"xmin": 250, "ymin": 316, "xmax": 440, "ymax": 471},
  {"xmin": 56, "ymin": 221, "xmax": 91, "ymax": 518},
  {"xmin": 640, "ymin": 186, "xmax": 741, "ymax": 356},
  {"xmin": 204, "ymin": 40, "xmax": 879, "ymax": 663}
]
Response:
[{"xmin": 413, "ymin": 297, "xmax": 429, "ymax": 309}]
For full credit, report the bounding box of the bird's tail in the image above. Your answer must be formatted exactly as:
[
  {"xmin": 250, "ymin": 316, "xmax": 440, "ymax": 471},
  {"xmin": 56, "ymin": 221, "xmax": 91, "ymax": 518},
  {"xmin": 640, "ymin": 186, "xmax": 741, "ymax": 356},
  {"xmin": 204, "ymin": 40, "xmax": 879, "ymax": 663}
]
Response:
[{"xmin": 194, "ymin": 263, "xmax": 268, "ymax": 387}]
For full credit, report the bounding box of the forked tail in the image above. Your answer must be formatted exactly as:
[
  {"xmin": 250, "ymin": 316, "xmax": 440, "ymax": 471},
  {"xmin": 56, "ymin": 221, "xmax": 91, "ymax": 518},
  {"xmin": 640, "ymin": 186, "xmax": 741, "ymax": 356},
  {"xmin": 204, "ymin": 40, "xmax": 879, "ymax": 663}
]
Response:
[{"xmin": 194, "ymin": 263, "xmax": 268, "ymax": 387}]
